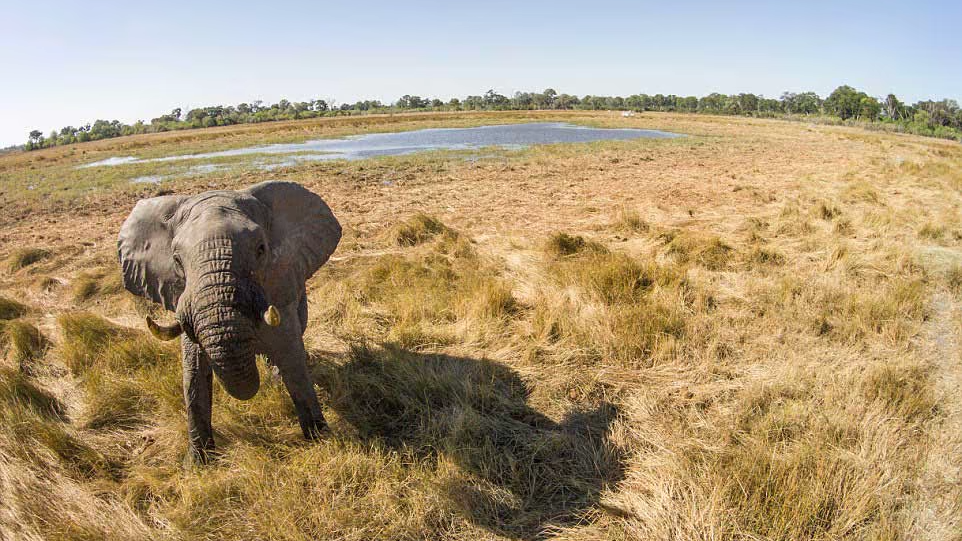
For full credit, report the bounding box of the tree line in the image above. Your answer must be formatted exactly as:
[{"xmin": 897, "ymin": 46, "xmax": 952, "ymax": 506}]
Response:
[{"xmin": 23, "ymin": 85, "xmax": 962, "ymax": 150}]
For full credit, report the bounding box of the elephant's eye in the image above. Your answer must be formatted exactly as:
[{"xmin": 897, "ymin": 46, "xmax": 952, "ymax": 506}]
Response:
[
  {"xmin": 257, "ymin": 243, "xmax": 266, "ymax": 259},
  {"xmin": 173, "ymin": 254, "xmax": 184, "ymax": 276}
]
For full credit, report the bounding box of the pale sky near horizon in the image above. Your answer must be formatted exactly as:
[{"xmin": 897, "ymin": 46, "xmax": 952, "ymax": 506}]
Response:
[{"xmin": 1, "ymin": 0, "xmax": 959, "ymax": 147}]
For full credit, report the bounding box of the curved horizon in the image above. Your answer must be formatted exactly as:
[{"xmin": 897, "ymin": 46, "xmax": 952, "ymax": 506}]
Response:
[{"xmin": 1, "ymin": 0, "xmax": 959, "ymax": 147}]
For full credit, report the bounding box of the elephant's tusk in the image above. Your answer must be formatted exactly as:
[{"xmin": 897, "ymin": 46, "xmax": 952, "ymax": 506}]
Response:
[
  {"xmin": 145, "ymin": 316, "xmax": 183, "ymax": 341},
  {"xmin": 264, "ymin": 305, "xmax": 281, "ymax": 327}
]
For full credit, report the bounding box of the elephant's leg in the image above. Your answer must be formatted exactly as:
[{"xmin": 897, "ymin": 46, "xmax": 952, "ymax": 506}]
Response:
[
  {"xmin": 259, "ymin": 301, "xmax": 326, "ymax": 440},
  {"xmin": 298, "ymin": 289, "xmax": 308, "ymax": 334},
  {"xmin": 280, "ymin": 341, "xmax": 327, "ymax": 440},
  {"xmin": 182, "ymin": 337, "xmax": 215, "ymax": 464}
]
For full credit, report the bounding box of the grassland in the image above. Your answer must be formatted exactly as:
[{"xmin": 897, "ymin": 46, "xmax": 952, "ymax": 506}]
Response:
[{"xmin": 1, "ymin": 110, "xmax": 961, "ymax": 540}]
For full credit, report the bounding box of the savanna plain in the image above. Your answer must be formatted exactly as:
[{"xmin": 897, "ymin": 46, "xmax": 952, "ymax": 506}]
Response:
[{"xmin": 1, "ymin": 110, "xmax": 961, "ymax": 540}]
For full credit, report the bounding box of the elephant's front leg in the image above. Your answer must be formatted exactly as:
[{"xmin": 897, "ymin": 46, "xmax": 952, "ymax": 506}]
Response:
[
  {"xmin": 259, "ymin": 300, "xmax": 327, "ymax": 440},
  {"xmin": 182, "ymin": 336, "xmax": 215, "ymax": 463},
  {"xmin": 280, "ymin": 341, "xmax": 327, "ymax": 440}
]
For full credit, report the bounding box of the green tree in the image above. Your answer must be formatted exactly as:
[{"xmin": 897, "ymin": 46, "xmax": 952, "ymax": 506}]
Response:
[
  {"xmin": 859, "ymin": 96, "xmax": 881, "ymax": 120},
  {"xmin": 483, "ymin": 89, "xmax": 508, "ymax": 108},
  {"xmin": 824, "ymin": 85, "xmax": 868, "ymax": 120},
  {"xmin": 27, "ymin": 130, "xmax": 43, "ymax": 149}
]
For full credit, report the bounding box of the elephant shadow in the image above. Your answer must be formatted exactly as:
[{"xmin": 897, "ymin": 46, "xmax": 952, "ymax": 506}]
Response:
[{"xmin": 309, "ymin": 343, "xmax": 625, "ymax": 539}]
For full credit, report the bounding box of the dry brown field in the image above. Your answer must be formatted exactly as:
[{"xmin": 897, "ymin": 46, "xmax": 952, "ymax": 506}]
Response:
[{"xmin": 1, "ymin": 111, "xmax": 960, "ymax": 540}]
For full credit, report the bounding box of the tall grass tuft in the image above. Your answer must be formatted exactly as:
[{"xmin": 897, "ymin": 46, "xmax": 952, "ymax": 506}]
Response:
[
  {"xmin": 947, "ymin": 264, "xmax": 962, "ymax": 294},
  {"xmin": 393, "ymin": 213, "xmax": 454, "ymax": 246},
  {"xmin": 862, "ymin": 358, "xmax": 938, "ymax": 422},
  {"xmin": 72, "ymin": 268, "xmax": 125, "ymax": 303},
  {"xmin": 0, "ymin": 366, "xmax": 64, "ymax": 419},
  {"xmin": 4, "ymin": 320, "xmax": 48, "ymax": 369},
  {"xmin": 535, "ymin": 239, "xmax": 690, "ymax": 367},
  {"xmin": 612, "ymin": 206, "xmax": 650, "ymax": 233},
  {"xmin": 544, "ymin": 232, "xmax": 608, "ymax": 257},
  {"xmin": 918, "ymin": 222, "xmax": 947, "ymax": 240},
  {"xmin": 57, "ymin": 312, "xmax": 126, "ymax": 374},
  {"xmin": 665, "ymin": 230, "xmax": 734, "ymax": 270},
  {"xmin": 55, "ymin": 311, "xmax": 180, "ymax": 430},
  {"xmin": 0, "ymin": 295, "xmax": 28, "ymax": 320},
  {"xmin": 316, "ymin": 223, "xmax": 519, "ymax": 349},
  {"xmin": 5, "ymin": 247, "xmax": 52, "ymax": 273}
]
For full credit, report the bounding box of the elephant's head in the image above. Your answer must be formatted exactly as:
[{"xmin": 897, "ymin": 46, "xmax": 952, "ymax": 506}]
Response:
[{"xmin": 118, "ymin": 181, "xmax": 341, "ymax": 400}]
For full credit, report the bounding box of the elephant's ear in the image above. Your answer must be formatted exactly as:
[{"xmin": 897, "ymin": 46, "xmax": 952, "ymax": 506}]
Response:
[
  {"xmin": 117, "ymin": 195, "xmax": 188, "ymax": 311},
  {"xmin": 245, "ymin": 181, "xmax": 342, "ymax": 307}
]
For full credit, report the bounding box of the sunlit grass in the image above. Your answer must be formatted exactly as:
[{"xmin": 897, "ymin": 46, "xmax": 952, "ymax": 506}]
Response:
[
  {"xmin": 1, "ymin": 111, "xmax": 960, "ymax": 540},
  {"xmin": 392, "ymin": 212, "xmax": 454, "ymax": 246},
  {"xmin": 0, "ymin": 295, "xmax": 28, "ymax": 320},
  {"xmin": 5, "ymin": 247, "xmax": 52, "ymax": 273},
  {"xmin": 72, "ymin": 268, "xmax": 125, "ymax": 303}
]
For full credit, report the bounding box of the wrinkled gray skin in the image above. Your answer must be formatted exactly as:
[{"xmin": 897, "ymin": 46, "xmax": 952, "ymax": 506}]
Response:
[{"xmin": 118, "ymin": 181, "xmax": 341, "ymax": 464}]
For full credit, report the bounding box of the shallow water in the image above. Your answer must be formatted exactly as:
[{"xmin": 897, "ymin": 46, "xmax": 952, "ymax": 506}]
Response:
[
  {"xmin": 130, "ymin": 175, "xmax": 164, "ymax": 184},
  {"xmin": 82, "ymin": 122, "xmax": 682, "ymax": 170}
]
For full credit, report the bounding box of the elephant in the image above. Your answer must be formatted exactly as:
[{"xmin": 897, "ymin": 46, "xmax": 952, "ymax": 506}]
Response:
[{"xmin": 117, "ymin": 180, "xmax": 341, "ymax": 463}]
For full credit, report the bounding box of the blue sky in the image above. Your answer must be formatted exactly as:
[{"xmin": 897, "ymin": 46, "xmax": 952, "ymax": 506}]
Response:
[{"xmin": 1, "ymin": 0, "xmax": 959, "ymax": 146}]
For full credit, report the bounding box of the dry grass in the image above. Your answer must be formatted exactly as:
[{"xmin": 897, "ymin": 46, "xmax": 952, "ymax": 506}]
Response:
[
  {"xmin": 392, "ymin": 212, "xmax": 455, "ymax": 246},
  {"xmin": 918, "ymin": 222, "xmax": 948, "ymax": 240},
  {"xmin": 4, "ymin": 247, "xmax": 51, "ymax": 274},
  {"xmin": 544, "ymin": 232, "xmax": 608, "ymax": 257},
  {"xmin": 1, "ymin": 111, "xmax": 961, "ymax": 540},
  {"xmin": 663, "ymin": 229, "xmax": 734, "ymax": 270},
  {"xmin": 71, "ymin": 268, "xmax": 125, "ymax": 303},
  {"xmin": 0, "ymin": 295, "xmax": 28, "ymax": 320},
  {"xmin": 611, "ymin": 206, "xmax": 649, "ymax": 233},
  {"xmin": 4, "ymin": 320, "xmax": 48, "ymax": 370},
  {"xmin": 948, "ymin": 265, "xmax": 962, "ymax": 295}
]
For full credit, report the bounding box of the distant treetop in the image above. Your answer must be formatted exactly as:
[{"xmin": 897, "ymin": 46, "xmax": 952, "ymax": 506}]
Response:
[{"xmin": 23, "ymin": 86, "xmax": 962, "ymax": 150}]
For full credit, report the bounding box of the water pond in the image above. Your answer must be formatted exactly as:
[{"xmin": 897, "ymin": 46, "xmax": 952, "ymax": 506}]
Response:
[{"xmin": 81, "ymin": 122, "xmax": 682, "ymax": 169}]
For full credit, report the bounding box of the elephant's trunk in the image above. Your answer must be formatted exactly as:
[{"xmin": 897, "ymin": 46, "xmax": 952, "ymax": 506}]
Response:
[{"xmin": 189, "ymin": 239, "xmax": 260, "ymax": 400}]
